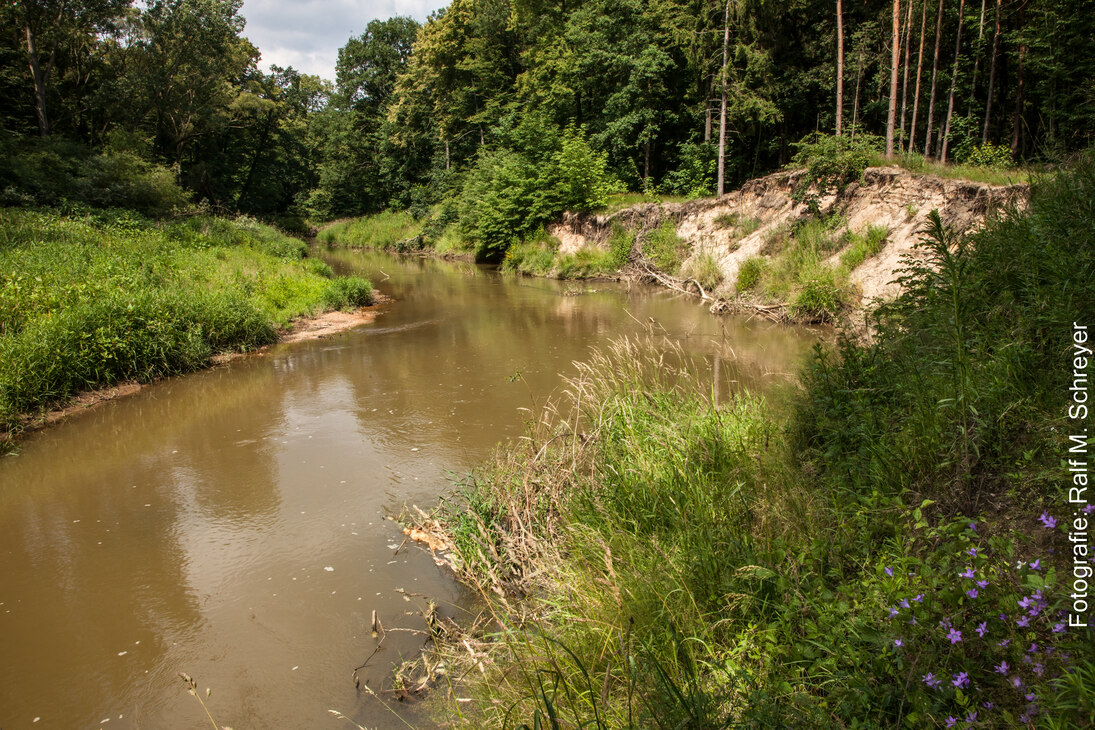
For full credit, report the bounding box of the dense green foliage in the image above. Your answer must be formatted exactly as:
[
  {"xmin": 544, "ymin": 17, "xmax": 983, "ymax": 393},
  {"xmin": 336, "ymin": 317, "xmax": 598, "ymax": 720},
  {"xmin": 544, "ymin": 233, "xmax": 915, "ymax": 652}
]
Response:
[
  {"xmin": 1, "ymin": 0, "xmax": 1090, "ymax": 237},
  {"xmin": 429, "ymin": 156, "xmax": 1095, "ymax": 727},
  {"xmin": 0, "ymin": 208, "xmax": 371, "ymax": 432}
]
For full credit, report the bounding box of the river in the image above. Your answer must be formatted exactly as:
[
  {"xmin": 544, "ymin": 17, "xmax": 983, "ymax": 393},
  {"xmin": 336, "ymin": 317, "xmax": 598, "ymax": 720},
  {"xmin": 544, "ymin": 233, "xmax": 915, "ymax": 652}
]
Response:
[{"xmin": 0, "ymin": 251, "xmax": 820, "ymax": 729}]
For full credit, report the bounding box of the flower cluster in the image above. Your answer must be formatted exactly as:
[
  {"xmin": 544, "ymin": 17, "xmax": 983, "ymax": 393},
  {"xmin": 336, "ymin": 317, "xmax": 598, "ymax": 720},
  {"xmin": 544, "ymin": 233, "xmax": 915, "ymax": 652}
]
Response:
[{"xmin": 876, "ymin": 511, "xmax": 1081, "ymax": 726}]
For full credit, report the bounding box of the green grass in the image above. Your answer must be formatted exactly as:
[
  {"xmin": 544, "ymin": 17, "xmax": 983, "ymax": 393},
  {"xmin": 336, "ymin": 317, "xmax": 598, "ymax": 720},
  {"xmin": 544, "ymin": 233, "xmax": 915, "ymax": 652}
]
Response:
[
  {"xmin": 641, "ymin": 220, "xmax": 687, "ymax": 275},
  {"xmin": 502, "ymin": 226, "xmax": 630, "ymax": 279},
  {"xmin": 869, "ymin": 152, "xmax": 1032, "ymax": 186},
  {"xmin": 425, "ymin": 157, "xmax": 1094, "ymax": 728},
  {"xmin": 838, "ymin": 224, "xmax": 889, "ymax": 272},
  {"xmin": 0, "ymin": 208, "xmax": 371, "ymax": 435},
  {"xmin": 317, "ymin": 210, "xmax": 424, "ymax": 249},
  {"xmin": 681, "ymin": 252, "xmax": 723, "ymax": 292}
]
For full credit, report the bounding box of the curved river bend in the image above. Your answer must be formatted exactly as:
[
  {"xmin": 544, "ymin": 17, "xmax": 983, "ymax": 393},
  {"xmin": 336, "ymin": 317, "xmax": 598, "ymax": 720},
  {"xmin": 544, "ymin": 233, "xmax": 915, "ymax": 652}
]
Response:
[{"xmin": 0, "ymin": 251, "xmax": 820, "ymax": 729}]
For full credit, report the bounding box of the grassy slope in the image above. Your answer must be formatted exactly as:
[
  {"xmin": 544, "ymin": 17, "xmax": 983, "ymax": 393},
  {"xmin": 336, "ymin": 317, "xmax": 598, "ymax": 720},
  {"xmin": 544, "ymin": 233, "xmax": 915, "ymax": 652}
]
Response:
[
  {"xmin": 423, "ymin": 158, "xmax": 1095, "ymax": 727},
  {"xmin": 0, "ymin": 208, "xmax": 372, "ymax": 434}
]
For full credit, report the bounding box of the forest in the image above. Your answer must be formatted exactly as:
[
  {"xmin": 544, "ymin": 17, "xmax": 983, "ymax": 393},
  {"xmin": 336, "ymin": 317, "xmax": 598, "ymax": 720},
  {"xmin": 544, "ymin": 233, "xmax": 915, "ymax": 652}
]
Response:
[{"xmin": 2, "ymin": 0, "xmax": 1092, "ymax": 247}]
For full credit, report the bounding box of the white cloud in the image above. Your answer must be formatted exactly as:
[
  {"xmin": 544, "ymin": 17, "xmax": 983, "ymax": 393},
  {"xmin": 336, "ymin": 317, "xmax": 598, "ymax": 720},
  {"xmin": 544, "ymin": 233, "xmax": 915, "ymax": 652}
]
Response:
[{"xmin": 239, "ymin": 0, "xmax": 448, "ymax": 81}]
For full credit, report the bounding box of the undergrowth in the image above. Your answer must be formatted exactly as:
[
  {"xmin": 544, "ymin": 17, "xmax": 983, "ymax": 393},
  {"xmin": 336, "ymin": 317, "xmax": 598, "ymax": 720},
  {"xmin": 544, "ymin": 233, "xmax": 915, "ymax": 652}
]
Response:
[
  {"xmin": 0, "ymin": 208, "xmax": 371, "ymax": 437},
  {"xmin": 418, "ymin": 155, "xmax": 1095, "ymax": 728}
]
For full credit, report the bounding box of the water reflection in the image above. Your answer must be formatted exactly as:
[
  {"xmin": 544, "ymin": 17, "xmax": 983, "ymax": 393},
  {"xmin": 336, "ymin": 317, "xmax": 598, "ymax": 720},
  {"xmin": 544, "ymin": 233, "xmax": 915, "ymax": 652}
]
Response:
[{"xmin": 0, "ymin": 251, "xmax": 822, "ymax": 729}]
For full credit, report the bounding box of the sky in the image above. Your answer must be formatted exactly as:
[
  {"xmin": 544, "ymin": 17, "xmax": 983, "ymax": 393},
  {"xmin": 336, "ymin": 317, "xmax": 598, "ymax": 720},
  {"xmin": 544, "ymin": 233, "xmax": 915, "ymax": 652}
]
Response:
[{"xmin": 239, "ymin": 0, "xmax": 449, "ymax": 82}]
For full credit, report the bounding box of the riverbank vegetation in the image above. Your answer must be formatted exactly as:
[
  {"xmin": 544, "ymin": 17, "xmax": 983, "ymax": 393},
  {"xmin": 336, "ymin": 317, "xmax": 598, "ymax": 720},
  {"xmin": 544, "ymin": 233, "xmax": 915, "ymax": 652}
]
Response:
[
  {"xmin": 418, "ymin": 155, "xmax": 1095, "ymax": 726},
  {"xmin": 3, "ymin": 1, "xmax": 1088, "ymax": 247},
  {"xmin": 0, "ymin": 208, "xmax": 371, "ymax": 441}
]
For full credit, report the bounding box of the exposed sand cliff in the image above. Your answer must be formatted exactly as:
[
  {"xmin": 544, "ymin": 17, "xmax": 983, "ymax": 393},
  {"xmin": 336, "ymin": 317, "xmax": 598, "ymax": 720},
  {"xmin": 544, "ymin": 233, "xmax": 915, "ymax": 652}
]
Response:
[{"xmin": 549, "ymin": 166, "xmax": 1028, "ymax": 316}]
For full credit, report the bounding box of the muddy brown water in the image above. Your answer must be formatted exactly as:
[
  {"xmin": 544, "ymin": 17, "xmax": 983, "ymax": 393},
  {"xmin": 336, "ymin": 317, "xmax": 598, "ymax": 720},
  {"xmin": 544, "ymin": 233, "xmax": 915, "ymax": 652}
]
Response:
[{"xmin": 0, "ymin": 251, "xmax": 821, "ymax": 729}]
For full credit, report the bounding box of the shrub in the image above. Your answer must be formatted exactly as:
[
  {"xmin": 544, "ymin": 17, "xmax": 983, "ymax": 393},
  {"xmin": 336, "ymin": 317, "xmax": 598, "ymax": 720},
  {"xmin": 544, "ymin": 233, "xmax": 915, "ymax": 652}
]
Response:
[
  {"xmin": 642, "ymin": 220, "xmax": 687, "ymax": 274},
  {"xmin": 790, "ymin": 132, "xmax": 882, "ymax": 204},
  {"xmin": 735, "ymin": 257, "xmax": 766, "ymax": 291},
  {"xmin": 0, "ymin": 137, "xmax": 189, "ymax": 216},
  {"xmin": 322, "ymin": 276, "xmax": 374, "ymax": 310},
  {"xmin": 682, "ymin": 252, "xmax": 723, "ymax": 292},
  {"xmin": 458, "ymin": 116, "xmax": 618, "ymax": 260},
  {"xmin": 839, "ymin": 224, "xmax": 890, "ymax": 271}
]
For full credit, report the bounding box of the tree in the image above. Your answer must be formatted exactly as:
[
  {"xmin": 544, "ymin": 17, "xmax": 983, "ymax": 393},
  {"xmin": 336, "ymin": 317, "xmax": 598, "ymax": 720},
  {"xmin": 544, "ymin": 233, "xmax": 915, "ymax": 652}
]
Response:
[
  {"xmin": 886, "ymin": 0, "xmax": 900, "ymax": 156},
  {"xmin": 835, "ymin": 0, "xmax": 844, "ymax": 136},
  {"xmin": 11, "ymin": 0, "xmax": 129, "ymax": 136},
  {"xmin": 910, "ymin": 0, "xmax": 928, "ymax": 152},
  {"xmin": 923, "ymin": 0, "xmax": 944, "ymax": 157},
  {"xmin": 718, "ymin": 0, "xmax": 731, "ymax": 192},
  {"xmin": 939, "ymin": 0, "xmax": 965, "ymax": 162}
]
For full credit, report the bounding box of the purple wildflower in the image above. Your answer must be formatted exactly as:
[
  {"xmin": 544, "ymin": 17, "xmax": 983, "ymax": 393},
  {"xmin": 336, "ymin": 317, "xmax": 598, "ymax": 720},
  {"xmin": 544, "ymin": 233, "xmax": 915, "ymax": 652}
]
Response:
[
  {"xmin": 1034, "ymin": 663, "xmax": 1045, "ymax": 676},
  {"xmin": 1083, "ymin": 504, "xmax": 1095, "ymax": 514},
  {"xmin": 945, "ymin": 717, "xmax": 957, "ymax": 728},
  {"xmin": 1029, "ymin": 642, "xmax": 1038, "ymax": 653},
  {"xmin": 961, "ymin": 567, "xmax": 976, "ymax": 579},
  {"xmin": 885, "ymin": 566, "xmax": 893, "ymax": 576},
  {"xmin": 952, "ymin": 671, "xmax": 969, "ymax": 689},
  {"xmin": 977, "ymin": 579, "xmax": 988, "ymax": 588},
  {"xmin": 976, "ymin": 621, "xmax": 987, "ymax": 637},
  {"xmin": 969, "ymin": 521, "xmax": 977, "ymax": 530},
  {"xmin": 913, "ymin": 593, "xmax": 924, "ymax": 603},
  {"xmin": 982, "ymin": 702, "xmax": 994, "ymax": 709},
  {"xmin": 888, "ymin": 607, "xmax": 899, "ymax": 618},
  {"xmin": 901, "ymin": 598, "xmax": 910, "ymax": 608},
  {"xmin": 965, "ymin": 711, "xmax": 978, "ymax": 723},
  {"xmin": 1054, "ymin": 622, "xmax": 1067, "ymax": 633},
  {"xmin": 1039, "ymin": 511, "xmax": 1058, "ymax": 529},
  {"xmin": 995, "ymin": 661, "xmax": 1009, "ymax": 674},
  {"xmin": 1030, "ymin": 558, "xmax": 1042, "ymax": 570},
  {"xmin": 1012, "ymin": 675, "xmax": 1023, "ymax": 688},
  {"xmin": 1017, "ymin": 615, "xmax": 1030, "ymax": 628},
  {"xmin": 1025, "ymin": 692, "xmax": 1036, "ymax": 702},
  {"xmin": 923, "ymin": 672, "xmax": 941, "ymax": 689},
  {"xmin": 998, "ymin": 638, "xmax": 1010, "ymax": 647},
  {"xmin": 967, "ymin": 547, "xmax": 978, "ymax": 557},
  {"xmin": 947, "ymin": 628, "xmax": 963, "ymax": 644},
  {"xmin": 966, "ymin": 588, "xmax": 979, "ymax": 599},
  {"xmin": 894, "ymin": 638, "xmax": 904, "ymax": 647}
]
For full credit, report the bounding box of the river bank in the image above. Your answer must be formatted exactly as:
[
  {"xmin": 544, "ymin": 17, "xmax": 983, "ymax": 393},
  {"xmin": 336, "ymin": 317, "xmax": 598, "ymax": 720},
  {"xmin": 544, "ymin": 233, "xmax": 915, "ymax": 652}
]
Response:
[
  {"xmin": 319, "ymin": 165, "xmax": 1028, "ymax": 326},
  {"xmin": 9, "ymin": 297, "xmax": 389, "ymax": 439},
  {"xmin": 0, "ymin": 208, "xmax": 376, "ymax": 450},
  {"xmin": 399, "ymin": 158, "xmax": 1092, "ymax": 726}
]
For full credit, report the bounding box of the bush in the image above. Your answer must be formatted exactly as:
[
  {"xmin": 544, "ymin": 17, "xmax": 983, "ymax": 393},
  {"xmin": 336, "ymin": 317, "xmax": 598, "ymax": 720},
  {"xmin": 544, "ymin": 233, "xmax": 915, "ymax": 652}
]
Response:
[
  {"xmin": 682, "ymin": 252, "xmax": 723, "ymax": 292},
  {"xmin": 458, "ymin": 116, "xmax": 618, "ymax": 260},
  {"xmin": 659, "ymin": 141, "xmax": 716, "ymax": 198},
  {"xmin": 642, "ymin": 220, "xmax": 687, "ymax": 274},
  {"xmin": 735, "ymin": 257, "xmax": 766, "ymax": 291},
  {"xmin": 790, "ymin": 132, "xmax": 882, "ymax": 204},
  {"xmin": 322, "ymin": 276, "xmax": 373, "ymax": 310},
  {"xmin": 965, "ymin": 142, "xmax": 1014, "ymax": 169},
  {"xmin": 0, "ymin": 137, "xmax": 189, "ymax": 217}
]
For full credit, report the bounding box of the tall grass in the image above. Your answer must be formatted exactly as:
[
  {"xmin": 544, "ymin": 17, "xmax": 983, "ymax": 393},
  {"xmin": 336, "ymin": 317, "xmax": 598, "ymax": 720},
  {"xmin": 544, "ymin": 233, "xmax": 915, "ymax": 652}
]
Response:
[
  {"xmin": 422, "ymin": 157, "xmax": 1095, "ymax": 727},
  {"xmin": 317, "ymin": 210, "xmax": 424, "ymax": 249},
  {"xmin": 0, "ymin": 208, "xmax": 371, "ymax": 433}
]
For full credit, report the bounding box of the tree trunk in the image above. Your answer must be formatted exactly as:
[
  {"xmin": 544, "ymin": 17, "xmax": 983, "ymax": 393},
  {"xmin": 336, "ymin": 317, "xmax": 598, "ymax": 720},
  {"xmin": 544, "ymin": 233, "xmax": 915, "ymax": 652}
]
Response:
[
  {"xmin": 717, "ymin": 0, "xmax": 730, "ymax": 196},
  {"xmin": 851, "ymin": 48, "xmax": 864, "ymax": 140},
  {"xmin": 899, "ymin": 0, "xmax": 914, "ymax": 151},
  {"xmin": 836, "ymin": 0, "xmax": 844, "ymax": 136},
  {"xmin": 910, "ymin": 0, "xmax": 928, "ymax": 152},
  {"xmin": 1011, "ymin": 3, "xmax": 1027, "ymax": 159},
  {"xmin": 940, "ymin": 0, "xmax": 966, "ymax": 163},
  {"xmin": 924, "ymin": 0, "xmax": 944, "ymax": 158},
  {"xmin": 968, "ymin": 0, "xmax": 987, "ymax": 114},
  {"xmin": 981, "ymin": 0, "xmax": 1001, "ymax": 144},
  {"xmin": 886, "ymin": 0, "xmax": 900, "ymax": 157}
]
